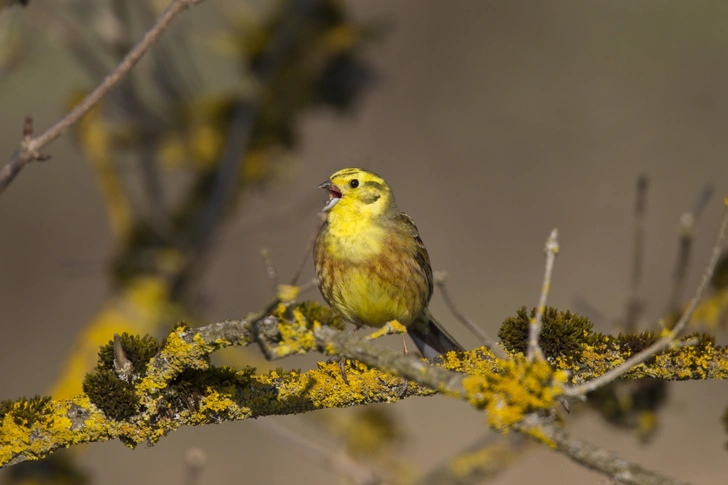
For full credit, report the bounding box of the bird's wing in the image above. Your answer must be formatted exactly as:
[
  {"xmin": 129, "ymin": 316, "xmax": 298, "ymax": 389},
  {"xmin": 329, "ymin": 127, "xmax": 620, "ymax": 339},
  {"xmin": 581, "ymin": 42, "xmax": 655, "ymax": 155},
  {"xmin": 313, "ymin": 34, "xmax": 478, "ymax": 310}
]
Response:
[{"xmin": 395, "ymin": 212, "xmax": 434, "ymax": 302}]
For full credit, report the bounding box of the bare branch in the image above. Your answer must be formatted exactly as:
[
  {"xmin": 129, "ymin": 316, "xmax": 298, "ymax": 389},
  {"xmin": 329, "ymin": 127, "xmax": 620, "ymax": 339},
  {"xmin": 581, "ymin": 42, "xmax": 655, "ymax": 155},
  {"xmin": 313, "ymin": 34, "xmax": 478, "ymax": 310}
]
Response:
[
  {"xmin": 623, "ymin": 174, "xmax": 648, "ymax": 332},
  {"xmin": 0, "ymin": 0, "xmax": 205, "ymax": 196},
  {"xmin": 297, "ymin": 277, "xmax": 319, "ymax": 295},
  {"xmin": 525, "ymin": 420, "xmax": 696, "ymax": 485},
  {"xmin": 290, "ymin": 213, "xmax": 326, "ymax": 286},
  {"xmin": 433, "ymin": 271, "xmax": 509, "ymax": 360},
  {"xmin": 260, "ymin": 247, "xmax": 279, "ymax": 294},
  {"xmin": 528, "ymin": 228, "xmax": 559, "ymax": 362},
  {"xmin": 565, "ymin": 199, "xmax": 728, "ymax": 397},
  {"xmin": 664, "ymin": 185, "xmax": 714, "ymax": 314}
]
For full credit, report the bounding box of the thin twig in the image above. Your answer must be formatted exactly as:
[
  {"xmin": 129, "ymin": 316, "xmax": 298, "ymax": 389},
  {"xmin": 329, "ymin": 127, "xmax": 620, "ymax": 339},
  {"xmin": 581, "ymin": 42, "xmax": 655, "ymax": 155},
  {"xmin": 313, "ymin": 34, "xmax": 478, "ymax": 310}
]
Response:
[
  {"xmin": 255, "ymin": 420, "xmax": 382, "ymax": 485},
  {"xmin": 565, "ymin": 199, "xmax": 728, "ymax": 397},
  {"xmin": 298, "ymin": 277, "xmax": 319, "ymax": 295},
  {"xmin": 136, "ymin": 1, "xmax": 196, "ymax": 103},
  {"xmin": 623, "ymin": 174, "xmax": 648, "ymax": 333},
  {"xmin": 525, "ymin": 419, "xmax": 695, "ymax": 485},
  {"xmin": 260, "ymin": 247, "xmax": 279, "ymax": 294},
  {"xmin": 433, "ymin": 271, "xmax": 509, "ymax": 360},
  {"xmin": 528, "ymin": 228, "xmax": 559, "ymax": 362},
  {"xmin": 290, "ymin": 212, "xmax": 326, "ymax": 286},
  {"xmin": 664, "ymin": 186, "xmax": 714, "ymax": 314},
  {"xmin": 251, "ymin": 213, "xmax": 324, "ymax": 356},
  {"xmin": 0, "ymin": 0, "xmax": 205, "ymax": 196}
]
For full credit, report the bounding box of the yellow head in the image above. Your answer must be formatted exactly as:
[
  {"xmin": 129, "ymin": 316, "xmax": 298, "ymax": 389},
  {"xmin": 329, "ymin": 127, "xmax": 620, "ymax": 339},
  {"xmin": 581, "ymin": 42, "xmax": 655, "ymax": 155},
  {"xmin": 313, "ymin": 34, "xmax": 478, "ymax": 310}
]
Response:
[{"xmin": 317, "ymin": 168, "xmax": 397, "ymax": 221}]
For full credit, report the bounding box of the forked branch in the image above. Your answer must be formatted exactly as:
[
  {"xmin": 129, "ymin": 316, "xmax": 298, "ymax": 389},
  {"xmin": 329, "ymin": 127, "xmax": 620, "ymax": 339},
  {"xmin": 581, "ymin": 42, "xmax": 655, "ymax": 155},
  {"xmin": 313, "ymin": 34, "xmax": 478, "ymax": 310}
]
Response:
[
  {"xmin": 565, "ymin": 198, "xmax": 728, "ymax": 397},
  {"xmin": 0, "ymin": 0, "xmax": 205, "ymax": 196},
  {"xmin": 528, "ymin": 228, "xmax": 559, "ymax": 361}
]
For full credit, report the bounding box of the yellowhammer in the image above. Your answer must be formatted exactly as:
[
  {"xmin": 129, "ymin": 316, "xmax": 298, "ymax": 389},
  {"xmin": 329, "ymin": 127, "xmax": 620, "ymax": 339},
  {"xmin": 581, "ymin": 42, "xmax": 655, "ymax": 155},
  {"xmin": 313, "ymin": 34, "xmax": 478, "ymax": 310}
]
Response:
[{"xmin": 314, "ymin": 167, "xmax": 463, "ymax": 359}]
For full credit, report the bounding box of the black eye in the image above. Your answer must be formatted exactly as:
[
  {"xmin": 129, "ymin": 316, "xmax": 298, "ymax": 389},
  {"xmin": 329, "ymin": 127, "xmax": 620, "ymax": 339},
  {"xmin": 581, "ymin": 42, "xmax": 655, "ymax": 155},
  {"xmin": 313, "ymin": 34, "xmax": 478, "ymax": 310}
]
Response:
[{"xmin": 349, "ymin": 179, "xmax": 359, "ymax": 188}]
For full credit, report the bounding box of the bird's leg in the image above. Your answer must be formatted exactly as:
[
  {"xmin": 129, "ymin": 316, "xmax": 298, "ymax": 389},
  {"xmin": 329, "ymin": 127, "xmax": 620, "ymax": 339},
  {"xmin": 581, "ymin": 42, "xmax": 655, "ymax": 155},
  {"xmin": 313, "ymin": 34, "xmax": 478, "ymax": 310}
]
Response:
[
  {"xmin": 333, "ymin": 326, "xmax": 360, "ymax": 384},
  {"xmin": 401, "ymin": 333, "xmax": 409, "ymax": 356}
]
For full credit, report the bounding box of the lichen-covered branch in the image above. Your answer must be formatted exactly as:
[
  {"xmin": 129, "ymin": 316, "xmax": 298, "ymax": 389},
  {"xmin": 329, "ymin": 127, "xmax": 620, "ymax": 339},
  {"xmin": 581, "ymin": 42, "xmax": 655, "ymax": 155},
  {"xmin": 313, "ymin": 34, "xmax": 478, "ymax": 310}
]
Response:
[
  {"xmin": 0, "ymin": 319, "xmax": 437, "ymax": 468},
  {"xmin": 3, "ymin": 302, "xmax": 728, "ymax": 479},
  {"xmin": 0, "ymin": 362, "xmax": 434, "ymax": 468}
]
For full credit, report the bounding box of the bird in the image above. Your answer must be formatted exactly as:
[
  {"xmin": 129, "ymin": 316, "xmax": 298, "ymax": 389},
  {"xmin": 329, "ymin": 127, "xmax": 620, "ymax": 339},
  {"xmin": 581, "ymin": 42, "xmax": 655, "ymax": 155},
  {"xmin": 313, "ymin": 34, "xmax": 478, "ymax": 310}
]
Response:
[{"xmin": 313, "ymin": 167, "xmax": 463, "ymax": 362}]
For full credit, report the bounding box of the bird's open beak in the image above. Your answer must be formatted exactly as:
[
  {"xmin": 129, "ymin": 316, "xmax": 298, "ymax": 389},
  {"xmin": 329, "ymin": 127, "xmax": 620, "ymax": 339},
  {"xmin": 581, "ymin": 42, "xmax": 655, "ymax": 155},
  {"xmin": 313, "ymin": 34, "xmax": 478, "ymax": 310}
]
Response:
[{"xmin": 317, "ymin": 179, "xmax": 342, "ymax": 211}]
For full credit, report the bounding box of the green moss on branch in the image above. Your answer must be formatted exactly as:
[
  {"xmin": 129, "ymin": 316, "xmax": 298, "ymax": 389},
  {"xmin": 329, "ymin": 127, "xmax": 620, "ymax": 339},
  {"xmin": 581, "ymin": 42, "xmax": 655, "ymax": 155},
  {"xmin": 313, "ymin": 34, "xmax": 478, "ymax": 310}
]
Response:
[{"xmin": 3, "ymin": 302, "xmax": 728, "ymax": 469}]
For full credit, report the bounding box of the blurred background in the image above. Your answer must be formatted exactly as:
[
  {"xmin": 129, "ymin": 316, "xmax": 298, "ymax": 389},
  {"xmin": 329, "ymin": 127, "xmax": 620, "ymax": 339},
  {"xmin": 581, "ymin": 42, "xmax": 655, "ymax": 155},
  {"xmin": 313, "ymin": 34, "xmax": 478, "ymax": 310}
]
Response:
[{"xmin": 2, "ymin": 0, "xmax": 728, "ymax": 483}]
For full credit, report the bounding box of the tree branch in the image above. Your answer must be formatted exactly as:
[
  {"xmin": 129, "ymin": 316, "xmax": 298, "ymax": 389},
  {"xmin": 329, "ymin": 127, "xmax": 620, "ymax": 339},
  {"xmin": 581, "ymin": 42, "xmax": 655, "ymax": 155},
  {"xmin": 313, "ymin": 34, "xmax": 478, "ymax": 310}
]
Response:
[
  {"xmin": 664, "ymin": 185, "xmax": 714, "ymax": 314},
  {"xmin": 3, "ymin": 300, "xmax": 728, "ymax": 470},
  {"xmin": 0, "ymin": 0, "xmax": 206, "ymax": 196},
  {"xmin": 528, "ymin": 420, "xmax": 695, "ymax": 485},
  {"xmin": 528, "ymin": 228, "xmax": 559, "ymax": 361},
  {"xmin": 0, "ymin": 312, "xmax": 450, "ymax": 468},
  {"xmin": 565, "ymin": 198, "xmax": 728, "ymax": 397},
  {"xmin": 623, "ymin": 174, "xmax": 648, "ymax": 333},
  {"xmin": 433, "ymin": 271, "xmax": 509, "ymax": 360}
]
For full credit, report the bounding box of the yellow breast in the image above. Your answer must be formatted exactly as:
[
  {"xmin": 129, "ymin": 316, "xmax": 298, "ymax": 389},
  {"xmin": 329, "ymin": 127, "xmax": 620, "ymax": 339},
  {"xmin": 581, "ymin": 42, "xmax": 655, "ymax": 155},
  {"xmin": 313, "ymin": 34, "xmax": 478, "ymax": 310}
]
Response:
[{"xmin": 314, "ymin": 222, "xmax": 428, "ymax": 328}]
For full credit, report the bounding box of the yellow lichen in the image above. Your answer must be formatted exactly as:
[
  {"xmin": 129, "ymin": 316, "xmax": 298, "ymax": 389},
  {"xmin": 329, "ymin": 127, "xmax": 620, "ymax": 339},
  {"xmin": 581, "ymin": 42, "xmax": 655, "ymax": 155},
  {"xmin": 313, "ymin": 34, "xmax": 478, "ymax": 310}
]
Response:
[
  {"xmin": 135, "ymin": 328, "xmax": 203, "ymax": 404},
  {"xmin": 459, "ymin": 357, "xmax": 564, "ymax": 432},
  {"xmin": 521, "ymin": 424, "xmax": 556, "ymax": 449},
  {"xmin": 6, "ymin": 300, "xmax": 728, "ymax": 468},
  {"xmin": 275, "ymin": 307, "xmax": 317, "ymax": 357},
  {"xmin": 276, "ymin": 284, "xmax": 300, "ymax": 303},
  {"xmin": 199, "ymin": 389, "xmax": 236, "ymax": 413},
  {"xmin": 365, "ymin": 320, "xmax": 407, "ymax": 341}
]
